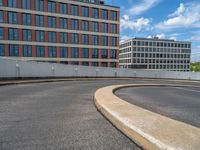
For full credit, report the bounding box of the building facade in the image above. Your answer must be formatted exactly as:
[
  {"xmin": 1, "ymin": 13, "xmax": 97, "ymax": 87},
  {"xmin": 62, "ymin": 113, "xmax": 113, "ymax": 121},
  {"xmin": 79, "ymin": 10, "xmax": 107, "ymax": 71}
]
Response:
[
  {"xmin": 0, "ymin": 0, "xmax": 120, "ymax": 67},
  {"xmin": 120, "ymin": 37, "xmax": 191, "ymax": 72}
]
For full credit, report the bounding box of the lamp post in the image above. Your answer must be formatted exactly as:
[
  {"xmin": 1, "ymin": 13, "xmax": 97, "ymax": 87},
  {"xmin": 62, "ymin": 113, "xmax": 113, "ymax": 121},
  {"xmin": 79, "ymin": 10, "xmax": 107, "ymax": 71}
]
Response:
[{"xmin": 16, "ymin": 63, "xmax": 20, "ymax": 78}]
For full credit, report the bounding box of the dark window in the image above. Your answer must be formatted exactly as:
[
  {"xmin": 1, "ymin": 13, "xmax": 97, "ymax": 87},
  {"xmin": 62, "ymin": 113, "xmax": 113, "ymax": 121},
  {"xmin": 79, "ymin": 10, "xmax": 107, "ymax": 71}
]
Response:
[
  {"xmin": 110, "ymin": 37, "xmax": 117, "ymax": 46},
  {"xmin": 71, "ymin": 5, "xmax": 78, "ymax": 16},
  {"xmin": 81, "ymin": 20, "xmax": 89, "ymax": 31},
  {"xmin": 92, "ymin": 8, "xmax": 98, "ymax": 18},
  {"xmin": 82, "ymin": 62, "xmax": 89, "ymax": 66},
  {"xmin": 8, "ymin": 12, "xmax": 18, "ymax": 24},
  {"xmin": 8, "ymin": 28, "xmax": 18, "ymax": 40},
  {"xmin": 48, "ymin": 16, "xmax": 56, "ymax": 28},
  {"xmin": 0, "ymin": 44, "xmax": 4, "ymax": 56},
  {"xmin": 48, "ymin": 1, "xmax": 56, "ymax": 13},
  {"xmin": 21, "ymin": 0, "xmax": 31, "ymax": 9},
  {"xmin": 110, "ymin": 24, "xmax": 117, "ymax": 33},
  {"xmin": 23, "ymin": 45, "xmax": 32, "ymax": 57},
  {"xmin": 60, "ymin": 47, "xmax": 68, "ymax": 58},
  {"xmin": 60, "ymin": 18, "xmax": 67, "ymax": 29},
  {"xmin": 110, "ymin": 49, "xmax": 116, "ymax": 59},
  {"xmin": 0, "ymin": 11, "xmax": 3, "ymax": 23},
  {"xmin": 82, "ymin": 48, "xmax": 89, "ymax": 58},
  {"xmin": 36, "ymin": 46, "xmax": 45, "ymax": 57},
  {"xmin": 71, "ymin": 33, "xmax": 79, "ymax": 44},
  {"xmin": 22, "ymin": 13, "xmax": 31, "ymax": 25},
  {"xmin": 60, "ymin": 3, "xmax": 68, "ymax": 14},
  {"xmin": 9, "ymin": 44, "xmax": 19, "ymax": 56},
  {"xmin": 71, "ymin": 47, "xmax": 79, "ymax": 58},
  {"xmin": 36, "ymin": 15, "xmax": 44, "ymax": 27},
  {"xmin": 101, "ymin": 36, "xmax": 108, "ymax": 46},
  {"xmin": 81, "ymin": 34, "xmax": 89, "ymax": 45},
  {"xmin": 8, "ymin": 0, "xmax": 17, "ymax": 8},
  {"xmin": 102, "ymin": 23, "xmax": 108, "ymax": 33},
  {"xmin": 110, "ymin": 11, "xmax": 117, "ymax": 21},
  {"xmin": 48, "ymin": 46, "xmax": 57, "ymax": 57},
  {"xmin": 0, "ymin": 28, "xmax": 4, "ymax": 40},
  {"xmin": 35, "ymin": 0, "xmax": 44, "ymax": 11},
  {"xmin": 92, "ymin": 62, "xmax": 98, "ymax": 66},
  {"xmin": 22, "ymin": 29, "xmax": 32, "ymax": 41},
  {"xmin": 71, "ymin": 19, "xmax": 79, "ymax": 30},
  {"xmin": 36, "ymin": 30, "xmax": 44, "ymax": 42},
  {"xmin": 92, "ymin": 35, "xmax": 98, "ymax": 45},
  {"xmin": 92, "ymin": 22, "xmax": 98, "ymax": 32},
  {"xmin": 102, "ymin": 9, "xmax": 108, "ymax": 20},
  {"xmin": 60, "ymin": 32, "xmax": 68, "ymax": 43},
  {"xmin": 92, "ymin": 48, "xmax": 98, "ymax": 58},
  {"xmin": 81, "ymin": 6, "xmax": 89, "ymax": 17},
  {"xmin": 101, "ymin": 62, "xmax": 107, "ymax": 67},
  {"xmin": 48, "ymin": 31, "xmax": 56, "ymax": 43},
  {"xmin": 101, "ymin": 49, "xmax": 108, "ymax": 58}
]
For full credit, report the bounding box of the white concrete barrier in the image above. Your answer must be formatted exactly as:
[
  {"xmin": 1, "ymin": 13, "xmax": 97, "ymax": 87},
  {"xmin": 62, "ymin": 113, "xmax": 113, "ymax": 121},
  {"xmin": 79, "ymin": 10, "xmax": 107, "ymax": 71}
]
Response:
[{"xmin": 0, "ymin": 57, "xmax": 200, "ymax": 80}]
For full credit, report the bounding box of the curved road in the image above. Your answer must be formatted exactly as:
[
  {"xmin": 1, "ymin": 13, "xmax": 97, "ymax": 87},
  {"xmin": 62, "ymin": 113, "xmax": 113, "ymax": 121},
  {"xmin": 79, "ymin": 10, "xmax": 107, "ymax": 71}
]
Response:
[
  {"xmin": 116, "ymin": 85, "xmax": 200, "ymax": 128},
  {"xmin": 0, "ymin": 79, "xmax": 199, "ymax": 150}
]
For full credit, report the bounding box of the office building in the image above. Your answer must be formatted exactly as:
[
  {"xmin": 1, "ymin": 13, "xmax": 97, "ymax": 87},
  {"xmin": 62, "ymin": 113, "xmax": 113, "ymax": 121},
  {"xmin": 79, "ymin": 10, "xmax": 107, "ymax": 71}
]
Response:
[
  {"xmin": 120, "ymin": 37, "xmax": 191, "ymax": 72},
  {"xmin": 0, "ymin": 0, "xmax": 120, "ymax": 67}
]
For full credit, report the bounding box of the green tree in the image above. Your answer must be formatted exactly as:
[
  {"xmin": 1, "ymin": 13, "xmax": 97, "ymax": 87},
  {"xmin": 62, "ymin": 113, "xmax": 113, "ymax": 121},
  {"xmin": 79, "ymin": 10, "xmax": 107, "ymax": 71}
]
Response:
[{"xmin": 190, "ymin": 62, "xmax": 200, "ymax": 72}]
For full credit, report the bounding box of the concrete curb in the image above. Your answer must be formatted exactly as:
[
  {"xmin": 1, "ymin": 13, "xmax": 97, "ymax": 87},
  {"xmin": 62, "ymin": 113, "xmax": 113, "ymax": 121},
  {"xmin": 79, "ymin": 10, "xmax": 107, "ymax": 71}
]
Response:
[{"xmin": 94, "ymin": 84, "xmax": 200, "ymax": 150}]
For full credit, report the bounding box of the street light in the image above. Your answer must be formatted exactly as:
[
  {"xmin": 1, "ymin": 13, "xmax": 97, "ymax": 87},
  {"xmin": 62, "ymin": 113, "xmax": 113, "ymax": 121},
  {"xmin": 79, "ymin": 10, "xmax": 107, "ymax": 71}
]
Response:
[{"xmin": 16, "ymin": 63, "xmax": 20, "ymax": 77}]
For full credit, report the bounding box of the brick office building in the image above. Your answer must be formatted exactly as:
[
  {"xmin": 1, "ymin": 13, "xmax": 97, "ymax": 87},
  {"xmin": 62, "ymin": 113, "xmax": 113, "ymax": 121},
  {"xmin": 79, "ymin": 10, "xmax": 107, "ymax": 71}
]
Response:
[{"xmin": 0, "ymin": 0, "xmax": 120, "ymax": 67}]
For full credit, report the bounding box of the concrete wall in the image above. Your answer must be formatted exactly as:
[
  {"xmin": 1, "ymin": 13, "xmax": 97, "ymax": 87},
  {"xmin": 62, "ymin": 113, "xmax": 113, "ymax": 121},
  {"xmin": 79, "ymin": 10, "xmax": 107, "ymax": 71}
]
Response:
[{"xmin": 0, "ymin": 57, "xmax": 200, "ymax": 80}]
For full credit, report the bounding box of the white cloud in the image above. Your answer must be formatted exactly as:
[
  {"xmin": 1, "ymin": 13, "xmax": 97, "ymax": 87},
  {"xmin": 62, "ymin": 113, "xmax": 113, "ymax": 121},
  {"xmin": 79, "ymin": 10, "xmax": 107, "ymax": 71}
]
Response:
[
  {"xmin": 120, "ymin": 15, "xmax": 150, "ymax": 31},
  {"xmin": 156, "ymin": 33, "xmax": 166, "ymax": 39},
  {"xmin": 128, "ymin": 0, "xmax": 161, "ymax": 15},
  {"xmin": 156, "ymin": 3, "xmax": 200, "ymax": 29},
  {"xmin": 120, "ymin": 35, "xmax": 133, "ymax": 42}
]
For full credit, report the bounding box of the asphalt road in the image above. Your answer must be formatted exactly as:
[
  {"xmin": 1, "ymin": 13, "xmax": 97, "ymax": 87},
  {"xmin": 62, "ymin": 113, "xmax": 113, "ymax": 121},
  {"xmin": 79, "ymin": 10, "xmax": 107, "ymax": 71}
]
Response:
[
  {"xmin": 0, "ymin": 79, "xmax": 199, "ymax": 150},
  {"xmin": 115, "ymin": 85, "xmax": 200, "ymax": 128}
]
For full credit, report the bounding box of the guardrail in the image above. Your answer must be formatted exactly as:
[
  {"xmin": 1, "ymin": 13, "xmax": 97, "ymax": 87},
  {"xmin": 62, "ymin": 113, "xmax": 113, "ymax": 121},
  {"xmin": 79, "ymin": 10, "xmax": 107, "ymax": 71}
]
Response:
[{"xmin": 0, "ymin": 57, "xmax": 200, "ymax": 80}]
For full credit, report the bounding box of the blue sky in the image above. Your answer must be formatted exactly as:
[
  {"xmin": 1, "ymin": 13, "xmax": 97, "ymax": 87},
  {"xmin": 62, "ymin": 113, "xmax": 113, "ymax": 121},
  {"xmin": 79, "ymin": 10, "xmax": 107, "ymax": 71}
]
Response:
[{"xmin": 105, "ymin": 0, "xmax": 200, "ymax": 62}]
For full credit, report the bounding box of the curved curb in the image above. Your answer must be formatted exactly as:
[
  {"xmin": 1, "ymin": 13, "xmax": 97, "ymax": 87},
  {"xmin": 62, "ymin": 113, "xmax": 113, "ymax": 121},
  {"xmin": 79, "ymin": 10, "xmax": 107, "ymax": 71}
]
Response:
[{"xmin": 94, "ymin": 84, "xmax": 200, "ymax": 150}]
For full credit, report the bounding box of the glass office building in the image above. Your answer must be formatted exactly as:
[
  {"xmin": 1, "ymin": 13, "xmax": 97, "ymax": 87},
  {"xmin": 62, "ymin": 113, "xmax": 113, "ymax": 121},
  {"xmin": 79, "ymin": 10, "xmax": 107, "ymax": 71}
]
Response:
[
  {"xmin": 0, "ymin": 0, "xmax": 120, "ymax": 67},
  {"xmin": 120, "ymin": 37, "xmax": 191, "ymax": 72}
]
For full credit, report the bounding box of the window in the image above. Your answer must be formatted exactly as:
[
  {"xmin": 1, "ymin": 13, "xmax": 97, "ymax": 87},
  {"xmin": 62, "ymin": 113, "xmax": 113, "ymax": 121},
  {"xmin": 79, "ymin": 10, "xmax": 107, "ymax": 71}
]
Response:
[
  {"xmin": 60, "ymin": 32, "xmax": 68, "ymax": 43},
  {"xmin": 8, "ymin": 0, "xmax": 17, "ymax": 8},
  {"xmin": 0, "ymin": 28, "xmax": 4, "ymax": 40},
  {"xmin": 92, "ymin": 22, "xmax": 98, "ymax": 32},
  {"xmin": 48, "ymin": 1, "xmax": 56, "ymax": 13},
  {"xmin": 35, "ymin": 0, "xmax": 44, "ymax": 11},
  {"xmin": 22, "ymin": 29, "xmax": 32, "ymax": 41},
  {"xmin": 60, "ymin": 3, "xmax": 67, "ymax": 14},
  {"xmin": 0, "ymin": 11, "xmax": 3, "ymax": 23},
  {"xmin": 81, "ymin": 20, "xmax": 89, "ymax": 31},
  {"xmin": 110, "ymin": 11, "xmax": 117, "ymax": 21},
  {"xmin": 23, "ymin": 45, "xmax": 32, "ymax": 57},
  {"xmin": 48, "ymin": 46, "xmax": 57, "ymax": 57},
  {"xmin": 101, "ymin": 49, "xmax": 108, "ymax": 58},
  {"xmin": 8, "ymin": 28, "xmax": 18, "ymax": 40},
  {"xmin": 102, "ymin": 23, "xmax": 108, "ymax": 33},
  {"xmin": 48, "ymin": 16, "xmax": 56, "ymax": 28},
  {"xmin": 60, "ymin": 18, "xmax": 67, "ymax": 29},
  {"xmin": 60, "ymin": 47, "xmax": 68, "ymax": 58},
  {"xmin": 36, "ymin": 31, "xmax": 44, "ymax": 42},
  {"xmin": 36, "ymin": 46, "xmax": 45, "ymax": 57},
  {"xmin": 71, "ymin": 19, "xmax": 79, "ymax": 30},
  {"xmin": 48, "ymin": 31, "xmax": 56, "ymax": 43},
  {"xmin": 81, "ymin": 6, "xmax": 89, "ymax": 17},
  {"xmin": 0, "ymin": 44, "xmax": 4, "ymax": 56},
  {"xmin": 82, "ymin": 48, "xmax": 89, "ymax": 58},
  {"xmin": 71, "ymin": 47, "xmax": 79, "ymax": 58},
  {"xmin": 71, "ymin": 33, "xmax": 79, "ymax": 44},
  {"xmin": 71, "ymin": 5, "xmax": 78, "ymax": 16},
  {"xmin": 22, "ymin": 0, "xmax": 31, "ymax": 9},
  {"xmin": 8, "ymin": 12, "xmax": 18, "ymax": 24},
  {"xmin": 101, "ymin": 62, "xmax": 107, "ymax": 67},
  {"xmin": 110, "ymin": 37, "xmax": 117, "ymax": 46},
  {"xmin": 36, "ymin": 15, "xmax": 44, "ymax": 27},
  {"xmin": 0, "ymin": 0, "xmax": 2, "ymax": 6},
  {"xmin": 92, "ymin": 8, "xmax": 98, "ymax": 18},
  {"xmin": 81, "ymin": 34, "xmax": 89, "ymax": 45},
  {"xmin": 82, "ymin": 62, "xmax": 89, "ymax": 66},
  {"xmin": 110, "ymin": 62, "xmax": 116, "ymax": 68},
  {"xmin": 22, "ymin": 13, "xmax": 31, "ymax": 25},
  {"xmin": 101, "ymin": 36, "xmax": 108, "ymax": 46},
  {"xmin": 102, "ymin": 9, "xmax": 108, "ymax": 20},
  {"xmin": 92, "ymin": 62, "xmax": 98, "ymax": 66},
  {"xmin": 92, "ymin": 35, "xmax": 98, "ymax": 45},
  {"xmin": 9, "ymin": 44, "xmax": 19, "ymax": 56},
  {"xmin": 110, "ymin": 49, "xmax": 116, "ymax": 59},
  {"xmin": 110, "ymin": 24, "xmax": 117, "ymax": 34},
  {"xmin": 92, "ymin": 48, "xmax": 98, "ymax": 58}
]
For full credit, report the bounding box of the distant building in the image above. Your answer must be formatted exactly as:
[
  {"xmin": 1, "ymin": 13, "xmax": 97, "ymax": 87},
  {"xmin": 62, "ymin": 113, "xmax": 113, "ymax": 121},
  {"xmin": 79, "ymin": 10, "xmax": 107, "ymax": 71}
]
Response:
[
  {"xmin": 120, "ymin": 37, "xmax": 191, "ymax": 72},
  {"xmin": 0, "ymin": 0, "xmax": 120, "ymax": 67}
]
